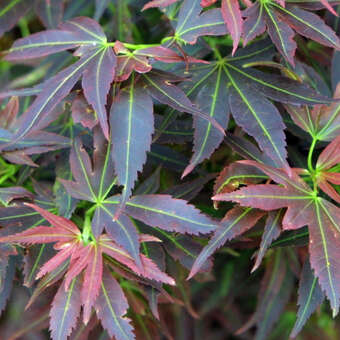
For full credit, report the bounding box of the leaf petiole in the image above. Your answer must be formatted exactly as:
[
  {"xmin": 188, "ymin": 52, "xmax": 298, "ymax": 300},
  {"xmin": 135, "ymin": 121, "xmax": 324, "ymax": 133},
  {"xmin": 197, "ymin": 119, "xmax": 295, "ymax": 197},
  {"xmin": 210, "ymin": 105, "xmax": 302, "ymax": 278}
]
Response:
[
  {"xmin": 82, "ymin": 205, "xmax": 97, "ymax": 244},
  {"xmin": 307, "ymin": 137, "xmax": 318, "ymax": 174},
  {"xmin": 18, "ymin": 17, "xmax": 30, "ymax": 37},
  {"xmin": 307, "ymin": 137, "xmax": 321, "ymax": 194}
]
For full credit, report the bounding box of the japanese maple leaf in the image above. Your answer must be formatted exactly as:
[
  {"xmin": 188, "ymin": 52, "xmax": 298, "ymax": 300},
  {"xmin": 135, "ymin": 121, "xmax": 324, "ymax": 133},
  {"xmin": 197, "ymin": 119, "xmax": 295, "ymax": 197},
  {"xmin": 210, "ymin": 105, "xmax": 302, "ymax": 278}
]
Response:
[
  {"xmin": 71, "ymin": 93, "xmax": 98, "ymax": 130},
  {"xmin": 242, "ymin": 0, "xmax": 340, "ymax": 65},
  {"xmin": 0, "ymin": 186, "xmax": 32, "ymax": 207},
  {"xmin": 109, "ymin": 69, "xmax": 223, "ymax": 213},
  {"xmin": 316, "ymin": 136, "xmax": 340, "ymax": 203},
  {"xmin": 284, "ymin": 84, "xmax": 340, "ymax": 202},
  {"xmin": 284, "ymin": 82, "xmax": 340, "ymax": 142},
  {"xmin": 200, "ymin": 0, "xmax": 243, "ymax": 55},
  {"xmin": 0, "ymin": 0, "xmax": 65, "ymax": 38},
  {"xmin": 0, "ymin": 96, "xmax": 70, "ymax": 166},
  {"xmin": 174, "ymin": 0, "xmax": 227, "ymax": 44},
  {"xmin": 176, "ymin": 39, "xmax": 330, "ymax": 177},
  {"xmin": 3, "ymin": 15, "xmax": 209, "ymax": 142},
  {"xmin": 60, "ymin": 121, "xmax": 217, "ymax": 257},
  {"xmin": 213, "ymin": 160, "xmax": 340, "ymax": 316},
  {"xmin": 290, "ymin": 259, "xmax": 325, "ymax": 338},
  {"xmin": 0, "ymin": 203, "xmax": 174, "ymax": 339},
  {"xmin": 113, "ymin": 41, "xmax": 207, "ymax": 82},
  {"xmin": 145, "ymin": 0, "xmax": 242, "ymax": 55},
  {"xmin": 0, "ymin": 207, "xmax": 19, "ymax": 316},
  {"xmin": 188, "ymin": 137, "xmax": 280, "ymax": 278},
  {"xmin": 236, "ymin": 249, "xmax": 295, "ymax": 340},
  {"xmin": 59, "ymin": 128, "xmax": 145, "ymax": 268},
  {"xmin": 0, "ymin": 179, "xmax": 78, "ymax": 291},
  {"xmin": 4, "ymin": 17, "xmax": 116, "ymax": 140},
  {"xmin": 221, "ymin": 0, "xmax": 243, "ymax": 55},
  {"xmin": 203, "ymin": 137, "xmax": 331, "ymax": 337}
]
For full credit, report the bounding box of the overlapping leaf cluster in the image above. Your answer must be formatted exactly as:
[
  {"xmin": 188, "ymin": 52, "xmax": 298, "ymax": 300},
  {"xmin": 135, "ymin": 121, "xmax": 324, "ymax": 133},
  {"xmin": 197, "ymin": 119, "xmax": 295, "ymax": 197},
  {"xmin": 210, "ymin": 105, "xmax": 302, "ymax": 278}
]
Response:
[{"xmin": 0, "ymin": 0, "xmax": 339, "ymax": 339}]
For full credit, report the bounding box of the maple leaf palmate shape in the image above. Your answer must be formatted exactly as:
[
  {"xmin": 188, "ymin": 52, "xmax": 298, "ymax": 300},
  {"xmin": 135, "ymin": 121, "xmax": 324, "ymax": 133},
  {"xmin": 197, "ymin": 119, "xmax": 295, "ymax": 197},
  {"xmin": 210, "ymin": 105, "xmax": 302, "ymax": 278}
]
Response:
[
  {"xmin": 179, "ymin": 39, "xmax": 331, "ymax": 177},
  {"xmin": 3, "ymin": 16, "xmax": 216, "ymax": 144},
  {"xmin": 242, "ymin": 0, "xmax": 340, "ymax": 65},
  {"xmin": 213, "ymin": 161, "xmax": 340, "ymax": 316},
  {"xmin": 0, "ymin": 203, "xmax": 174, "ymax": 338},
  {"xmin": 0, "ymin": 96, "xmax": 70, "ymax": 166},
  {"xmin": 60, "ymin": 129, "xmax": 218, "ymax": 266}
]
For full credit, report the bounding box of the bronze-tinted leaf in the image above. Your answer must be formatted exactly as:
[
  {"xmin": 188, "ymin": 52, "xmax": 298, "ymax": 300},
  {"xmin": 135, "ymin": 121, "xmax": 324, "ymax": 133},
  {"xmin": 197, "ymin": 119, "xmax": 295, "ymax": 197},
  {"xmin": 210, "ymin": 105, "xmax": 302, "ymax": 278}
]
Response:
[
  {"xmin": 95, "ymin": 268, "xmax": 135, "ymax": 340},
  {"xmin": 110, "ymin": 78, "xmax": 154, "ymax": 216},
  {"xmin": 189, "ymin": 206, "xmax": 264, "ymax": 279},
  {"xmin": 49, "ymin": 277, "xmax": 82, "ymax": 340},
  {"xmin": 175, "ymin": 0, "xmax": 227, "ymax": 44},
  {"xmin": 290, "ymin": 259, "xmax": 324, "ymax": 338}
]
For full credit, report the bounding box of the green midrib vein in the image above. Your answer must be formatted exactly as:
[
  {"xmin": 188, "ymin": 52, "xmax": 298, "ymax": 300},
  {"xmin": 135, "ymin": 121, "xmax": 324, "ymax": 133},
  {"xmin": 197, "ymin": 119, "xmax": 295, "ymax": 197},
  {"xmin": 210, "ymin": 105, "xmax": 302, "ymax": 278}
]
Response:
[
  {"xmin": 121, "ymin": 74, "xmax": 135, "ymax": 204},
  {"xmin": 100, "ymin": 204, "xmax": 138, "ymax": 259},
  {"xmin": 57, "ymin": 278, "xmax": 76, "ymax": 340},
  {"xmin": 294, "ymin": 276, "xmax": 318, "ymax": 332},
  {"xmin": 199, "ymin": 208, "xmax": 252, "ymax": 263},
  {"xmin": 104, "ymin": 200, "xmax": 216, "ymax": 228},
  {"xmin": 101, "ymin": 281, "xmax": 130, "ymax": 340},
  {"xmin": 190, "ymin": 65, "xmax": 223, "ymax": 167},
  {"xmin": 227, "ymin": 61, "xmax": 328, "ymax": 104},
  {"xmin": 17, "ymin": 47, "xmax": 103, "ymax": 140},
  {"xmin": 265, "ymin": 5, "xmax": 291, "ymax": 60},
  {"xmin": 223, "ymin": 64, "xmax": 285, "ymax": 165},
  {"xmin": 314, "ymin": 200, "xmax": 337, "ymax": 313},
  {"xmin": 272, "ymin": 3, "xmax": 339, "ymax": 45}
]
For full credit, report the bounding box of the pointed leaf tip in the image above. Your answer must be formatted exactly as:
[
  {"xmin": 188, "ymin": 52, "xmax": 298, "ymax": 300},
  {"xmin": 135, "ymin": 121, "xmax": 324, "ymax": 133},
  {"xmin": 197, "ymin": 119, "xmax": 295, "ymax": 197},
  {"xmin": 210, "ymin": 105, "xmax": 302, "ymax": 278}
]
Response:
[
  {"xmin": 110, "ymin": 79, "xmax": 154, "ymax": 214},
  {"xmin": 189, "ymin": 207, "xmax": 263, "ymax": 278},
  {"xmin": 50, "ymin": 278, "xmax": 81, "ymax": 340}
]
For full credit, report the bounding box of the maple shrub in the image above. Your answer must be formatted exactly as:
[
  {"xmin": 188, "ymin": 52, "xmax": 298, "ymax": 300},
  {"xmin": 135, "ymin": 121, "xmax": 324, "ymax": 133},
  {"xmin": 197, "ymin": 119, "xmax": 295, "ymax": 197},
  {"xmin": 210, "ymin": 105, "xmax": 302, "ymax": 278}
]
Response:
[{"xmin": 0, "ymin": 0, "xmax": 339, "ymax": 339}]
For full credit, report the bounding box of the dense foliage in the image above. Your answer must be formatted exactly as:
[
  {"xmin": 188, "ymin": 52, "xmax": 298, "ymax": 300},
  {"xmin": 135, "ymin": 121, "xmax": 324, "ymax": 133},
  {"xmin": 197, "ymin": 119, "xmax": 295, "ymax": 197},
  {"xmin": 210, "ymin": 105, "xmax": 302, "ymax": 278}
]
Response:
[{"xmin": 0, "ymin": 0, "xmax": 339, "ymax": 339}]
